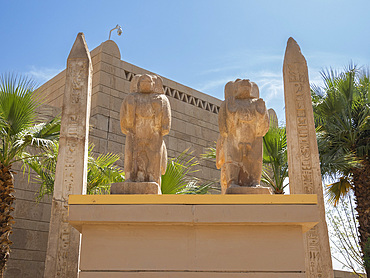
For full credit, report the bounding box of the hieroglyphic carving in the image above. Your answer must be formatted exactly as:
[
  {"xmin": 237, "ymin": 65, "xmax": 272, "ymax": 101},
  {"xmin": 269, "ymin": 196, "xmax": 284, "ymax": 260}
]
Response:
[
  {"xmin": 55, "ymin": 205, "xmax": 70, "ymax": 276},
  {"xmin": 283, "ymin": 37, "xmax": 333, "ymax": 278},
  {"xmin": 44, "ymin": 33, "xmax": 92, "ymax": 278},
  {"xmin": 70, "ymin": 60, "xmax": 87, "ymax": 90},
  {"xmin": 287, "ymin": 64, "xmax": 323, "ymax": 277},
  {"xmin": 287, "ymin": 64, "xmax": 315, "ymax": 195}
]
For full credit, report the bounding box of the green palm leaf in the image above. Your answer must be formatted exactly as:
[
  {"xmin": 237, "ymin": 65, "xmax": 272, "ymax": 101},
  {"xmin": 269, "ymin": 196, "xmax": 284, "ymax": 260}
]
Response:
[
  {"xmin": 161, "ymin": 149, "xmax": 214, "ymax": 194},
  {"xmin": 22, "ymin": 142, "xmax": 125, "ymax": 199},
  {"xmin": 262, "ymin": 126, "xmax": 288, "ymax": 194},
  {"xmin": 87, "ymin": 146, "xmax": 124, "ymax": 194},
  {"xmin": 0, "ymin": 74, "xmax": 40, "ymax": 137}
]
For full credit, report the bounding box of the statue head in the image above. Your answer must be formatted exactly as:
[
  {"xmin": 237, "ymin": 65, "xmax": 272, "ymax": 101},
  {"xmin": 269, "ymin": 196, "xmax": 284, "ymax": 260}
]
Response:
[
  {"xmin": 130, "ymin": 74, "xmax": 164, "ymax": 94},
  {"xmin": 224, "ymin": 79, "xmax": 259, "ymax": 99}
]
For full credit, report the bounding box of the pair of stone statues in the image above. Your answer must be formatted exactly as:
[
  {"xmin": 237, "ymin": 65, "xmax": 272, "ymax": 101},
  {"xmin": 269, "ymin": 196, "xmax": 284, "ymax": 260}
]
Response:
[{"xmin": 111, "ymin": 74, "xmax": 270, "ymax": 194}]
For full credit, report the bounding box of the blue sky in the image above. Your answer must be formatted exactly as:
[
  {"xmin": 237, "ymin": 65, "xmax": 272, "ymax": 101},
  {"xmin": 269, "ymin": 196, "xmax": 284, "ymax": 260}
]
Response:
[{"xmin": 2, "ymin": 0, "xmax": 370, "ymax": 123}]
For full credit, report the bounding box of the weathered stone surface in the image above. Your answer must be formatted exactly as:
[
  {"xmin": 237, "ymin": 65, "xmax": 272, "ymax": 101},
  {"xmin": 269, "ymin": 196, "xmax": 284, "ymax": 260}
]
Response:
[
  {"xmin": 283, "ymin": 37, "xmax": 333, "ymax": 277},
  {"xmin": 10, "ymin": 39, "xmax": 221, "ymax": 274},
  {"xmin": 70, "ymin": 197, "xmax": 319, "ymax": 277},
  {"xmin": 44, "ymin": 32, "xmax": 92, "ymax": 278},
  {"xmin": 117, "ymin": 74, "xmax": 171, "ymax": 194},
  {"xmin": 226, "ymin": 185, "xmax": 272, "ymax": 194},
  {"xmin": 268, "ymin": 108, "xmax": 278, "ymax": 128},
  {"xmin": 110, "ymin": 182, "xmax": 161, "ymax": 194},
  {"xmin": 216, "ymin": 79, "xmax": 270, "ymax": 194},
  {"xmin": 6, "ymin": 258, "xmax": 45, "ymax": 278}
]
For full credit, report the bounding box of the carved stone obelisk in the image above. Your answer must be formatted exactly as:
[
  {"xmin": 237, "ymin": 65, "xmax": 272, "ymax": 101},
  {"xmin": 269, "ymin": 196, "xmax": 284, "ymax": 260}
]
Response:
[
  {"xmin": 283, "ymin": 37, "xmax": 333, "ymax": 277},
  {"xmin": 44, "ymin": 33, "xmax": 92, "ymax": 277}
]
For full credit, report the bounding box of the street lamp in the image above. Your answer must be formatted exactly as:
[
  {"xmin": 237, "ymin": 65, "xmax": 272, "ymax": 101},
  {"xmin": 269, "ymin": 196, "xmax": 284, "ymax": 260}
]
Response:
[{"xmin": 109, "ymin": 24, "xmax": 123, "ymax": 40}]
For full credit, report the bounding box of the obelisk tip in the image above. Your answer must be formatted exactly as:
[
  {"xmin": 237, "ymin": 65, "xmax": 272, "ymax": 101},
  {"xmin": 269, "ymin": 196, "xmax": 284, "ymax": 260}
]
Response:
[
  {"xmin": 284, "ymin": 37, "xmax": 305, "ymax": 64},
  {"xmin": 287, "ymin": 37, "xmax": 301, "ymax": 51},
  {"xmin": 68, "ymin": 32, "xmax": 91, "ymax": 60}
]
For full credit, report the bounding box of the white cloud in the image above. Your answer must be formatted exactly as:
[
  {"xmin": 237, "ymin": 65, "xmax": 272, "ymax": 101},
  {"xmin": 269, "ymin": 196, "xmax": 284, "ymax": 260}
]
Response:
[
  {"xmin": 256, "ymin": 78, "xmax": 283, "ymax": 102},
  {"xmin": 26, "ymin": 66, "xmax": 63, "ymax": 84},
  {"xmin": 196, "ymin": 70, "xmax": 284, "ymax": 100},
  {"xmin": 196, "ymin": 76, "xmax": 238, "ymax": 93}
]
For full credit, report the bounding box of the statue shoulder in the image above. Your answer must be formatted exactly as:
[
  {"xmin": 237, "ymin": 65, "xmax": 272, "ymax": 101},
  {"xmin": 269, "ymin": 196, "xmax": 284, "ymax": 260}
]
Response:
[{"xmin": 157, "ymin": 94, "xmax": 170, "ymax": 104}]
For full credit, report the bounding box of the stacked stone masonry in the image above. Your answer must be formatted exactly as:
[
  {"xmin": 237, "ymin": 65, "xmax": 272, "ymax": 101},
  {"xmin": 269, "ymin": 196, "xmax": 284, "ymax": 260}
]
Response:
[{"xmin": 5, "ymin": 40, "xmax": 221, "ymax": 277}]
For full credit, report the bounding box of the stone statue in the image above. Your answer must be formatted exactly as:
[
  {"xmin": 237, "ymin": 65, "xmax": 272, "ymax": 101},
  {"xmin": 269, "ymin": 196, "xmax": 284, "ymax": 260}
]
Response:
[
  {"xmin": 111, "ymin": 74, "xmax": 171, "ymax": 194},
  {"xmin": 216, "ymin": 79, "xmax": 270, "ymax": 194}
]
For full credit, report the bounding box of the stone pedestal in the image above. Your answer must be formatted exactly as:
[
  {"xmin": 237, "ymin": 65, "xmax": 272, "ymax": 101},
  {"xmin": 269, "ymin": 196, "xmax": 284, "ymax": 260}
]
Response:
[
  {"xmin": 110, "ymin": 182, "xmax": 161, "ymax": 194},
  {"xmin": 69, "ymin": 194, "xmax": 319, "ymax": 278},
  {"xmin": 226, "ymin": 185, "xmax": 272, "ymax": 194}
]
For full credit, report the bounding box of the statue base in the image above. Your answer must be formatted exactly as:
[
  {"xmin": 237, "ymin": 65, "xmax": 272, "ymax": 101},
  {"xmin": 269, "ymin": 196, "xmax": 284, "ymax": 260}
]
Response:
[
  {"xmin": 110, "ymin": 181, "xmax": 161, "ymax": 194},
  {"xmin": 69, "ymin": 194, "xmax": 318, "ymax": 278},
  {"xmin": 226, "ymin": 185, "xmax": 273, "ymax": 194}
]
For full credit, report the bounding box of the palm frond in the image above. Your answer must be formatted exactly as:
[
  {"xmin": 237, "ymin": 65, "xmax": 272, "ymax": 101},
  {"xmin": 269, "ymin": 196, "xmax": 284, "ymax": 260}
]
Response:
[
  {"xmin": 161, "ymin": 149, "xmax": 214, "ymax": 194},
  {"xmin": 22, "ymin": 142, "xmax": 125, "ymax": 198},
  {"xmin": 0, "ymin": 74, "xmax": 41, "ymax": 137},
  {"xmin": 87, "ymin": 145, "xmax": 124, "ymax": 194},
  {"xmin": 0, "ymin": 73, "xmax": 54, "ymax": 166},
  {"xmin": 311, "ymin": 64, "xmax": 370, "ymax": 201},
  {"xmin": 161, "ymin": 149, "xmax": 199, "ymax": 194},
  {"xmin": 326, "ymin": 177, "xmax": 353, "ymax": 206},
  {"xmin": 200, "ymin": 143, "xmax": 217, "ymax": 160},
  {"xmin": 262, "ymin": 126, "xmax": 288, "ymax": 193}
]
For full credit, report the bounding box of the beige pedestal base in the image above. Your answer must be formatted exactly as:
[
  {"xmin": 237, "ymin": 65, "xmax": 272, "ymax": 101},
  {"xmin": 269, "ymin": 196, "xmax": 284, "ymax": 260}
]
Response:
[
  {"xmin": 226, "ymin": 185, "xmax": 272, "ymax": 194},
  {"xmin": 69, "ymin": 194, "xmax": 318, "ymax": 278},
  {"xmin": 110, "ymin": 181, "xmax": 161, "ymax": 194}
]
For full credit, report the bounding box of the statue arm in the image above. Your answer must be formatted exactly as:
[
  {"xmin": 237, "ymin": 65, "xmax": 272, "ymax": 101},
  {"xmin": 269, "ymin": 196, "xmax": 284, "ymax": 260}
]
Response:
[
  {"xmin": 255, "ymin": 99, "xmax": 270, "ymax": 137},
  {"xmin": 216, "ymin": 135, "xmax": 225, "ymax": 169},
  {"xmin": 216, "ymin": 102, "xmax": 227, "ymax": 169},
  {"xmin": 218, "ymin": 101, "xmax": 227, "ymax": 136},
  {"xmin": 161, "ymin": 96, "xmax": 171, "ymax": 136},
  {"xmin": 120, "ymin": 95, "xmax": 135, "ymax": 134}
]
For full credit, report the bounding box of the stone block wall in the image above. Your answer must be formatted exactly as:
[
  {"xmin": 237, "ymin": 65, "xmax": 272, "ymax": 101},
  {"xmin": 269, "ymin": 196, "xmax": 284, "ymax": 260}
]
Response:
[
  {"xmin": 86, "ymin": 40, "xmax": 222, "ymax": 182},
  {"xmin": 38, "ymin": 40, "xmax": 221, "ymax": 180}
]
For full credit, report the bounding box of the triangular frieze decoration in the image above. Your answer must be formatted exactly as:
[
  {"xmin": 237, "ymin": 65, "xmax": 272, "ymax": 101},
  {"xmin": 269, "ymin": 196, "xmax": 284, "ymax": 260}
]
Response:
[
  {"xmin": 124, "ymin": 70, "xmax": 131, "ymax": 80},
  {"xmin": 174, "ymin": 90, "xmax": 181, "ymax": 100},
  {"xmin": 121, "ymin": 70, "xmax": 127, "ymax": 80},
  {"xmin": 164, "ymin": 87, "xmax": 170, "ymax": 96},
  {"xmin": 190, "ymin": 97, "xmax": 197, "ymax": 106},
  {"xmin": 206, "ymin": 103, "xmax": 211, "ymax": 111}
]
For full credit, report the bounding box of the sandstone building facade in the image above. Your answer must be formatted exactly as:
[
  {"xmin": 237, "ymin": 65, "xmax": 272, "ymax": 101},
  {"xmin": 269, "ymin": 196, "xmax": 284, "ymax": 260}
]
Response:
[{"xmin": 6, "ymin": 40, "xmax": 222, "ymax": 277}]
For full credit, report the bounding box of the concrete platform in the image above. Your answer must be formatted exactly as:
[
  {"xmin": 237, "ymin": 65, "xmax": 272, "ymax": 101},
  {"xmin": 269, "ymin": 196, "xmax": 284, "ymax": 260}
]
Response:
[{"xmin": 69, "ymin": 194, "xmax": 319, "ymax": 277}]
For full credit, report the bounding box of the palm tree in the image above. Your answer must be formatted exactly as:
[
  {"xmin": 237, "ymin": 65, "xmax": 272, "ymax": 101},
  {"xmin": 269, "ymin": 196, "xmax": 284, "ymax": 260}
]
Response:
[
  {"xmin": 0, "ymin": 74, "xmax": 60, "ymax": 277},
  {"xmin": 311, "ymin": 64, "xmax": 370, "ymax": 275},
  {"xmin": 22, "ymin": 143, "xmax": 125, "ymax": 199},
  {"xmin": 261, "ymin": 126, "xmax": 288, "ymax": 194}
]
